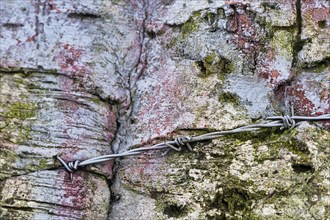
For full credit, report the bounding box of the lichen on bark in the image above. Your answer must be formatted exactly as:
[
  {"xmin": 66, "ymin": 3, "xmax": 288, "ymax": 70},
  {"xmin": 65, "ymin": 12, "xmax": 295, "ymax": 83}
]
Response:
[{"xmin": 1, "ymin": 0, "xmax": 329, "ymax": 219}]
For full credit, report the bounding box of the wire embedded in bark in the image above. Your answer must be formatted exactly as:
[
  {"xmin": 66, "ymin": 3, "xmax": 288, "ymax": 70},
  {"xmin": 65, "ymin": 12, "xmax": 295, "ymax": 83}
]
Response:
[{"xmin": 56, "ymin": 111, "xmax": 330, "ymax": 176}]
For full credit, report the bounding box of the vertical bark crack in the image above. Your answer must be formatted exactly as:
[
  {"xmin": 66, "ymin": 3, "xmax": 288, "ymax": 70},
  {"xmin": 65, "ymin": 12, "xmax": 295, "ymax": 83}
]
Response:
[
  {"xmin": 110, "ymin": 0, "xmax": 150, "ymax": 155},
  {"xmin": 292, "ymin": 0, "xmax": 304, "ymax": 69}
]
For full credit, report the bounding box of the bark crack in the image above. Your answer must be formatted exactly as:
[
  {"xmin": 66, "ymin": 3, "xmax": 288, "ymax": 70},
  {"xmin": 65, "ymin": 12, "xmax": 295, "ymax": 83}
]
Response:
[
  {"xmin": 292, "ymin": 0, "xmax": 305, "ymax": 69},
  {"xmin": 110, "ymin": 0, "xmax": 150, "ymax": 155},
  {"xmin": 127, "ymin": 0, "xmax": 149, "ymax": 120}
]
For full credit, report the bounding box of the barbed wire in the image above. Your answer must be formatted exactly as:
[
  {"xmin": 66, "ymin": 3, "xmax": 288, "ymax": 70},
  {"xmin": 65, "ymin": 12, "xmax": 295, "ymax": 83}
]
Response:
[{"xmin": 57, "ymin": 112, "xmax": 330, "ymax": 175}]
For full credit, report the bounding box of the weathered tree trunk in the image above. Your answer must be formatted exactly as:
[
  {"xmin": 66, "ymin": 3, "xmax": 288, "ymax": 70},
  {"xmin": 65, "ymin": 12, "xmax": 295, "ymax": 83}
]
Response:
[{"xmin": 1, "ymin": 0, "xmax": 329, "ymax": 219}]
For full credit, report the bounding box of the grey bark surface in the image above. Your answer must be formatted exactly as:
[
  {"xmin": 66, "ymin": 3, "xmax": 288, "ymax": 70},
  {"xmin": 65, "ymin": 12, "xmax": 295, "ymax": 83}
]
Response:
[{"xmin": 0, "ymin": 0, "xmax": 329, "ymax": 219}]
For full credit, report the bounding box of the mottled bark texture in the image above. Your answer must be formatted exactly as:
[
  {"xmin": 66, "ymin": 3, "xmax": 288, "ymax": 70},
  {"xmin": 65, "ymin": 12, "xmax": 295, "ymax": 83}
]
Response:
[{"xmin": 0, "ymin": 0, "xmax": 329, "ymax": 219}]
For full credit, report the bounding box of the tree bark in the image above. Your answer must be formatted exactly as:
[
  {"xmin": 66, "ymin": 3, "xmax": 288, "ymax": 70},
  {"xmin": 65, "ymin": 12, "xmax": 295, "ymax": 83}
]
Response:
[{"xmin": 1, "ymin": 0, "xmax": 329, "ymax": 219}]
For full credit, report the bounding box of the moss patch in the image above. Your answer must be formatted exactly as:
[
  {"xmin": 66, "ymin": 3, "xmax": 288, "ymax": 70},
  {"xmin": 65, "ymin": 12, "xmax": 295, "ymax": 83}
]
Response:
[
  {"xmin": 5, "ymin": 102, "xmax": 36, "ymax": 120},
  {"xmin": 0, "ymin": 149, "xmax": 20, "ymax": 180},
  {"xmin": 202, "ymin": 176, "xmax": 266, "ymax": 219},
  {"xmin": 271, "ymin": 30, "xmax": 294, "ymax": 59},
  {"xmin": 195, "ymin": 52, "xmax": 233, "ymax": 79},
  {"xmin": 38, "ymin": 158, "xmax": 49, "ymax": 169},
  {"xmin": 162, "ymin": 202, "xmax": 188, "ymax": 218},
  {"xmin": 218, "ymin": 92, "xmax": 241, "ymax": 107},
  {"xmin": 180, "ymin": 11, "xmax": 201, "ymax": 38}
]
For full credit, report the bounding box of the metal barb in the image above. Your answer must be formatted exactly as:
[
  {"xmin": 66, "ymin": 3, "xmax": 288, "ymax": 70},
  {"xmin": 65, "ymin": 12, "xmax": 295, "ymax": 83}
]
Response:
[
  {"xmin": 57, "ymin": 112, "xmax": 330, "ymax": 176},
  {"xmin": 174, "ymin": 136, "xmax": 193, "ymax": 151},
  {"xmin": 56, "ymin": 155, "xmax": 80, "ymax": 173}
]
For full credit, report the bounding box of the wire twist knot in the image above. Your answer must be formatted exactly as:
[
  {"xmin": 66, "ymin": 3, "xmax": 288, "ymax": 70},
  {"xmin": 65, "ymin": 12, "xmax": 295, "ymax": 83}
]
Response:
[
  {"xmin": 280, "ymin": 115, "xmax": 296, "ymax": 130},
  {"xmin": 166, "ymin": 136, "xmax": 193, "ymax": 151},
  {"xmin": 56, "ymin": 155, "xmax": 80, "ymax": 173}
]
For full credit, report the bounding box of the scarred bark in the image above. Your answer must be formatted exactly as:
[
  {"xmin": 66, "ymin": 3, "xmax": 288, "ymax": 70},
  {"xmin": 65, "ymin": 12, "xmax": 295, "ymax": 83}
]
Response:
[{"xmin": 1, "ymin": 0, "xmax": 329, "ymax": 219}]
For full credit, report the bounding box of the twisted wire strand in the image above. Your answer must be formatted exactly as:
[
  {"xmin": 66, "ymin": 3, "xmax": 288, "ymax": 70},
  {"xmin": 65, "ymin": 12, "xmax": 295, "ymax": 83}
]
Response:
[{"xmin": 57, "ymin": 113, "xmax": 330, "ymax": 173}]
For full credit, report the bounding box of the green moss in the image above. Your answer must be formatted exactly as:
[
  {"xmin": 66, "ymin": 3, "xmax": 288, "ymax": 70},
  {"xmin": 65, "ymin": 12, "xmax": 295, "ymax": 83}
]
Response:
[
  {"xmin": 195, "ymin": 52, "xmax": 233, "ymax": 79},
  {"xmin": 181, "ymin": 11, "xmax": 201, "ymax": 38},
  {"xmin": 206, "ymin": 12, "xmax": 216, "ymax": 23},
  {"xmin": 229, "ymin": 128, "xmax": 280, "ymax": 143},
  {"xmin": 0, "ymin": 148, "xmax": 17, "ymax": 161},
  {"xmin": 154, "ymin": 194, "xmax": 190, "ymax": 218},
  {"xmin": 150, "ymin": 126, "xmax": 328, "ymax": 218},
  {"xmin": 26, "ymin": 163, "xmax": 38, "ymax": 171},
  {"xmin": 91, "ymin": 97, "xmax": 102, "ymax": 105},
  {"xmin": 13, "ymin": 74, "xmax": 24, "ymax": 84},
  {"xmin": 0, "ymin": 149, "xmax": 19, "ymax": 179},
  {"xmin": 2, "ymin": 101, "xmax": 37, "ymax": 143},
  {"xmin": 162, "ymin": 138, "xmax": 264, "ymax": 217},
  {"xmin": 202, "ymin": 176, "xmax": 266, "ymax": 219},
  {"xmin": 5, "ymin": 102, "xmax": 36, "ymax": 120},
  {"xmin": 225, "ymin": 128, "xmax": 313, "ymax": 164},
  {"xmin": 18, "ymin": 126, "xmax": 32, "ymax": 142},
  {"xmin": 27, "ymin": 83, "xmax": 41, "ymax": 90},
  {"xmin": 25, "ymin": 158, "xmax": 54, "ymax": 172},
  {"xmin": 300, "ymin": 58, "xmax": 330, "ymax": 73},
  {"xmin": 318, "ymin": 20, "xmax": 327, "ymax": 29},
  {"xmin": 38, "ymin": 158, "xmax": 49, "ymax": 169},
  {"xmin": 218, "ymin": 92, "xmax": 241, "ymax": 106},
  {"xmin": 271, "ymin": 30, "xmax": 293, "ymax": 58},
  {"xmin": 310, "ymin": 63, "xmax": 329, "ymax": 73},
  {"xmin": 181, "ymin": 20, "xmax": 199, "ymax": 38},
  {"xmin": 224, "ymin": 188, "xmax": 252, "ymax": 212}
]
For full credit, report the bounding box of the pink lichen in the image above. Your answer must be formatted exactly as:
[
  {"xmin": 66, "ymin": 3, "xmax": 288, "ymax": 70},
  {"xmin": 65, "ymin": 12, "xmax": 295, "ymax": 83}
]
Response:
[
  {"xmin": 287, "ymin": 82, "xmax": 330, "ymax": 117},
  {"xmin": 301, "ymin": 0, "xmax": 329, "ymax": 21},
  {"xmin": 55, "ymin": 43, "xmax": 90, "ymax": 77},
  {"xmin": 104, "ymin": 110, "xmax": 118, "ymax": 142},
  {"xmin": 26, "ymin": 35, "xmax": 37, "ymax": 42},
  {"xmin": 228, "ymin": 4, "xmax": 260, "ymax": 54},
  {"xmin": 60, "ymin": 171, "xmax": 87, "ymax": 211},
  {"xmin": 47, "ymin": 0, "xmax": 62, "ymax": 14}
]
